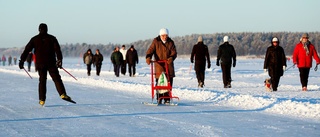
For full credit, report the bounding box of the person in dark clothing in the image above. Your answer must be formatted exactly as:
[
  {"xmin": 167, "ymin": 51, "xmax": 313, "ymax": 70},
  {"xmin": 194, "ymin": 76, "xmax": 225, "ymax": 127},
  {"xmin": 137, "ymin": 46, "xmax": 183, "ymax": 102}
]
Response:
[
  {"xmin": 93, "ymin": 49, "xmax": 104, "ymax": 76},
  {"xmin": 126, "ymin": 45, "xmax": 139, "ymax": 77},
  {"xmin": 8, "ymin": 55, "xmax": 12, "ymax": 66},
  {"xmin": 190, "ymin": 36, "xmax": 211, "ymax": 88},
  {"xmin": 111, "ymin": 47, "xmax": 123, "ymax": 77},
  {"xmin": 83, "ymin": 49, "xmax": 93, "ymax": 76},
  {"xmin": 13, "ymin": 56, "xmax": 17, "ymax": 65},
  {"xmin": 216, "ymin": 36, "xmax": 237, "ymax": 88},
  {"xmin": 26, "ymin": 52, "xmax": 33, "ymax": 71},
  {"xmin": 263, "ymin": 37, "xmax": 287, "ymax": 91},
  {"xmin": 19, "ymin": 23, "xmax": 74, "ymax": 106},
  {"xmin": 146, "ymin": 28, "xmax": 177, "ymax": 104}
]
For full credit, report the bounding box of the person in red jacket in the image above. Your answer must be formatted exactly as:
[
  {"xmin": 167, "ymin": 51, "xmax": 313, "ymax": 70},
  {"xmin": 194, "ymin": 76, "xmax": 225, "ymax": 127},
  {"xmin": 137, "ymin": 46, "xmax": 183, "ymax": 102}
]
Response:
[{"xmin": 293, "ymin": 33, "xmax": 320, "ymax": 91}]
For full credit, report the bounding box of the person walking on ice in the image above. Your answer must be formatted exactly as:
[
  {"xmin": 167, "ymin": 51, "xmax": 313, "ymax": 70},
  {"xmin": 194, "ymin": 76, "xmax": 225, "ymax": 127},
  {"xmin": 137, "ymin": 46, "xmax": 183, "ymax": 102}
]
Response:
[
  {"xmin": 190, "ymin": 36, "xmax": 211, "ymax": 88},
  {"xmin": 216, "ymin": 36, "xmax": 236, "ymax": 88},
  {"xmin": 263, "ymin": 37, "xmax": 287, "ymax": 92},
  {"xmin": 293, "ymin": 33, "xmax": 320, "ymax": 91}
]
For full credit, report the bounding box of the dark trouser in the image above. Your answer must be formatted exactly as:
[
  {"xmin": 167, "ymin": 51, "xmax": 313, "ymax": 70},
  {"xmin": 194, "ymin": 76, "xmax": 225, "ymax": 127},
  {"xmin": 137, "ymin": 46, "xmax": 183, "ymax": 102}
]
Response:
[
  {"xmin": 27, "ymin": 62, "xmax": 32, "ymax": 71},
  {"xmin": 156, "ymin": 77, "xmax": 173, "ymax": 103},
  {"xmin": 221, "ymin": 64, "xmax": 232, "ymax": 86},
  {"xmin": 38, "ymin": 66, "xmax": 66, "ymax": 101},
  {"xmin": 299, "ymin": 68, "xmax": 310, "ymax": 87},
  {"xmin": 195, "ymin": 63, "xmax": 205, "ymax": 85},
  {"xmin": 270, "ymin": 76, "xmax": 280, "ymax": 91},
  {"xmin": 96, "ymin": 64, "xmax": 102, "ymax": 76},
  {"xmin": 121, "ymin": 60, "xmax": 127, "ymax": 75},
  {"xmin": 86, "ymin": 64, "xmax": 92, "ymax": 75},
  {"xmin": 114, "ymin": 64, "xmax": 121, "ymax": 77},
  {"xmin": 128, "ymin": 63, "xmax": 136, "ymax": 76}
]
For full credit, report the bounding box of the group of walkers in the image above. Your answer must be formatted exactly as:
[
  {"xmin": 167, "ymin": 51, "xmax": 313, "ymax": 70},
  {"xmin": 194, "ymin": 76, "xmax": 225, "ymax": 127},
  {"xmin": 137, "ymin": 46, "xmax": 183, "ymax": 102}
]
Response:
[
  {"xmin": 111, "ymin": 45, "xmax": 139, "ymax": 77},
  {"xmin": 263, "ymin": 33, "xmax": 320, "ymax": 92},
  {"xmin": 16, "ymin": 23, "xmax": 320, "ymax": 106},
  {"xmin": 83, "ymin": 49, "xmax": 104, "ymax": 76},
  {"xmin": 191, "ymin": 35, "xmax": 236, "ymax": 89},
  {"xmin": 191, "ymin": 32, "xmax": 320, "ymax": 93},
  {"xmin": 83, "ymin": 44, "xmax": 139, "ymax": 78},
  {"xmin": 0, "ymin": 55, "xmax": 17, "ymax": 66}
]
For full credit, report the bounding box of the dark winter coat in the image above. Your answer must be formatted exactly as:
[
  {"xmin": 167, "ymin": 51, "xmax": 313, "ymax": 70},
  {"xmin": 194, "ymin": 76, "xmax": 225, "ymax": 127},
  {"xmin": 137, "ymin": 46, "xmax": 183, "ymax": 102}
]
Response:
[
  {"xmin": 126, "ymin": 48, "xmax": 139, "ymax": 65},
  {"xmin": 190, "ymin": 42, "xmax": 210, "ymax": 71},
  {"xmin": 83, "ymin": 49, "xmax": 93, "ymax": 65},
  {"xmin": 217, "ymin": 42, "xmax": 236, "ymax": 66},
  {"xmin": 20, "ymin": 33, "xmax": 62, "ymax": 69},
  {"xmin": 264, "ymin": 45, "xmax": 287, "ymax": 77},
  {"xmin": 146, "ymin": 36, "xmax": 177, "ymax": 78},
  {"xmin": 111, "ymin": 51, "xmax": 123, "ymax": 65},
  {"xmin": 293, "ymin": 42, "xmax": 320, "ymax": 68},
  {"xmin": 93, "ymin": 53, "xmax": 104, "ymax": 66},
  {"xmin": 26, "ymin": 53, "xmax": 33, "ymax": 63}
]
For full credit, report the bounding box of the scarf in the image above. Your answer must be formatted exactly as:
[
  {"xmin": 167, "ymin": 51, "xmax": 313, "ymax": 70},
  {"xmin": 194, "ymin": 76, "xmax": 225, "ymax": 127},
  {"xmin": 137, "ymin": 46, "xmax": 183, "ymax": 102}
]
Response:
[{"xmin": 303, "ymin": 41, "xmax": 309, "ymax": 56}]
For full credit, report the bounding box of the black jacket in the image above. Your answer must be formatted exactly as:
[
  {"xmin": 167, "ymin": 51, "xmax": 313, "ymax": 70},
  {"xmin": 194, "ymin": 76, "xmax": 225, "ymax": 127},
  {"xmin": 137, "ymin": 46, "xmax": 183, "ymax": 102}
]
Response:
[
  {"xmin": 20, "ymin": 33, "xmax": 62, "ymax": 68},
  {"xmin": 190, "ymin": 42, "xmax": 210, "ymax": 65},
  {"xmin": 26, "ymin": 53, "xmax": 33, "ymax": 63},
  {"xmin": 264, "ymin": 45, "xmax": 287, "ymax": 77},
  {"xmin": 93, "ymin": 53, "xmax": 104, "ymax": 65},
  {"xmin": 126, "ymin": 49, "xmax": 139, "ymax": 65},
  {"xmin": 217, "ymin": 42, "xmax": 236, "ymax": 65}
]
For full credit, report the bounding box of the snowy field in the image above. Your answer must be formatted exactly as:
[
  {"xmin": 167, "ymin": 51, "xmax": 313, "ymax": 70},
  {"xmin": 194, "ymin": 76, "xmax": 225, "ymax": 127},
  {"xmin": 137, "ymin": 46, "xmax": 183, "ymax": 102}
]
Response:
[{"xmin": 0, "ymin": 57, "xmax": 320, "ymax": 137}]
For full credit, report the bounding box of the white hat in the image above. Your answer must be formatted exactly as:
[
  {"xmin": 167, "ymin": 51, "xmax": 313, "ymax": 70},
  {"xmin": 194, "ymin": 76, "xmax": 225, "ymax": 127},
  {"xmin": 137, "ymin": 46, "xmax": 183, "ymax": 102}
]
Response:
[
  {"xmin": 272, "ymin": 37, "xmax": 278, "ymax": 42},
  {"xmin": 197, "ymin": 36, "xmax": 203, "ymax": 42},
  {"xmin": 223, "ymin": 36, "xmax": 229, "ymax": 42},
  {"xmin": 159, "ymin": 28, "xmax": 169, "ymax": 36}
]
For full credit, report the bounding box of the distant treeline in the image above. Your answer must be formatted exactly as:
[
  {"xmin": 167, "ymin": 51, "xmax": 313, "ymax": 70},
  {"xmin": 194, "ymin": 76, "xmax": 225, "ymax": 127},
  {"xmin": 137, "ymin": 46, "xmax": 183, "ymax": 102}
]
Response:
[{"xmin": 1, "ymin": 32, "xmax": 320, "ymax": 58}]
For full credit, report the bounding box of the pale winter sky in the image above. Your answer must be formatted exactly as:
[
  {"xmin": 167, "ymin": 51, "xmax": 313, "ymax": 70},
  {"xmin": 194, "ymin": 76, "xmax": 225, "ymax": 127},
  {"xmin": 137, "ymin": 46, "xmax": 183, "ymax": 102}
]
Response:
[{"xmin": 1, "ymin": 0, "xmax": 319, "ymax": 48}]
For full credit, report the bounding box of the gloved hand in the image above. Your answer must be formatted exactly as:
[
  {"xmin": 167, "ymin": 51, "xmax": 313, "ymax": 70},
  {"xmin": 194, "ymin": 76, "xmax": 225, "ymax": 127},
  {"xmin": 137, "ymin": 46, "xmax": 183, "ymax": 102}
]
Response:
[
  {"xmin": 167, "ymin": 57, "xmax": 173, "ymax": 64},
  {"xmin": 233, "ymin": 62, "xmax": 236, "ymax": 67},
  {"xmin": 19, "ymin": 60, "xmax": 24, "ymax": 69},
  {"xmin": 191, "ymin": 59, "xmax": 194, "ymax": 63},
  {"xmin": 207, "ymin": 63, "xmax": 211, "ymax": 69},
  {"xmin": 56, "ymin": 60, "xmax": 62, "ymax": 69},
  {"xmin": 264, "ymin": 69, "xmax": 267, "ymax": 72},
  {"xmin": 283, "ymin": 66, "xmax": 286, "ymax": 71},
  {"xmin": 216, "ymin": 61, "xmax": 219, "ymax": 66},
  {"xmin": 146, "ymin": 58, "xmax": 151, "ymax": 65}
]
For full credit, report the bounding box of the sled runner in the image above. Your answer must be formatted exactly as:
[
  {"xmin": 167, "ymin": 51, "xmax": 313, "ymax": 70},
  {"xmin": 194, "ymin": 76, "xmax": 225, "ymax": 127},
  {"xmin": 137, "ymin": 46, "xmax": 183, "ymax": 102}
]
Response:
[{"xmin": 143, "ymin": 60, "xmax": 179, "ymax": 106}]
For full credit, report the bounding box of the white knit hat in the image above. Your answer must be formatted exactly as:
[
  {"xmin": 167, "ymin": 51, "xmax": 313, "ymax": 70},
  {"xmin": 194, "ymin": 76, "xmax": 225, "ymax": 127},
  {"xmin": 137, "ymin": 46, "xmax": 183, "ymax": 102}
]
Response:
[
  {"xmin": 159, "ymin": 28, "xmax": 169, "ymax": 36},
  {"xmin": 223, "ymin": 36, "xmax": 229, "ymax": 42},
  {"xmin": 272, "ymin": 37, "xmax": 278, "ymax": 42},
  {"xmin": 197, "ymin": 36, "xmax": 203, "ymax": 42}
]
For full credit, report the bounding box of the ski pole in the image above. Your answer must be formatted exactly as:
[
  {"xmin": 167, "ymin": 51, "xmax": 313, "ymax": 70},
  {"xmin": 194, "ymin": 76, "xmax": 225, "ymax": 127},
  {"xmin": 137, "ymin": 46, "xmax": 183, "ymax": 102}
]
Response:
[
  {"xmin": 23, "ymin": 68, "xmax": 33, "ymax": 79},
  {"xmin": 61, "ymin": 67, "xmax": 77, "ymax": 81}
]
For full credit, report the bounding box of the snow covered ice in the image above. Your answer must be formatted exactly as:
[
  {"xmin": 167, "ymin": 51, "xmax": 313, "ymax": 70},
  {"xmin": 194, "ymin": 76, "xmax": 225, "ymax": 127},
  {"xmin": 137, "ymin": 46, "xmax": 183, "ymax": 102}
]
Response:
[{"xmin": 0, "ymin": 57, "xmax": 320, "ymax": 137}]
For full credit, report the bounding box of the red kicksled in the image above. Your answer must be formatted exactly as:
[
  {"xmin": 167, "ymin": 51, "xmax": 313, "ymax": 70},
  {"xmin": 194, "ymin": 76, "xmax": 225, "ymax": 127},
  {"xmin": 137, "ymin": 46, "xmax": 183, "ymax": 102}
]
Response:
[{"xmin": 143, "ymin": 60, "xmax": 179, "ymax": 106}]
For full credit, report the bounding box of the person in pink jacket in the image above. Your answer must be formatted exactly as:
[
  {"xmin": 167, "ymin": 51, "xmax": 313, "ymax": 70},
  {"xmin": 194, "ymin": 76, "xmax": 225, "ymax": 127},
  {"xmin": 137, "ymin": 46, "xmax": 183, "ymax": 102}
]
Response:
[{"xmin": 293, "ymin": 33, "xmax": 320, "ymax": 91}]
